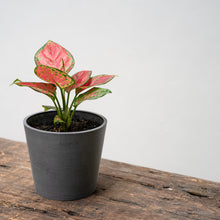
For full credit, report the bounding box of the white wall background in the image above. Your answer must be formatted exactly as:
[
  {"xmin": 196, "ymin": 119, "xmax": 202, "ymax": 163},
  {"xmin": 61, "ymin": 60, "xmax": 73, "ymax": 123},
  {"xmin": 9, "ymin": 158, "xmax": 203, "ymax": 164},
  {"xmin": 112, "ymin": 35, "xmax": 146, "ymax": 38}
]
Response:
[{"xmin": 0, "ymin": 0, "xmax": 220, "ymax": 182}]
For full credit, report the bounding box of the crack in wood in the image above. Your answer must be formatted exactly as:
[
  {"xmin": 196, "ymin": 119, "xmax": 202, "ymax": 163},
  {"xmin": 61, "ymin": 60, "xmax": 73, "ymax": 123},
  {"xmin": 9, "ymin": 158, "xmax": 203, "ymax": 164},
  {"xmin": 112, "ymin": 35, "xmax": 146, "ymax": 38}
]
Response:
[
  {"xmin": 165, "ymin": 210, "xmax": 201, "ymax": 220},
  {"xmin": 161, "ymin": 197, "xmax": 173, "ymax": 200},
  {"xmin": 162, "ymin": 186, "xmax": 174, "ymax": 191},
  {"xmin": 165, "ymin": 208, "xmax": 220, "ymax": 220},
  {"xmin": 16, "ymin": 205, "xmax": 48, "ymax": 214},
  {"xmin": 108, "ymin": 197, "xmax": 145, "ymax": 208},
  {"xmin": 62, "ymin": 209, "xmax": 94, "ymax": 219},
  {"xmin": 0, "ymin": 201, "xmax": 58, "ymax": 217},
  {"xmin": 101, "ymin": 173, "xmax": 156, "ymax": 189},
  {"xmin": 163, "ymin": 185, "xmax": 172, "ymax": 189},
  {"xmin": 63, "ymin": 209, "xmax": 81, "ymax": 217},
  {"xmin": 140, "ymin": 182, "xmax": 155, "ymax": 188},
  {"xmin": 185, "ymin": 190, "xmax": 208, "ymax": 198},
  {"xmin": 0, "ymin": 164, "xmax": 10, "ymax": 169},
  {"xmin": 148, "ymin": 170, "xmax": 158, "ymax": 174}
]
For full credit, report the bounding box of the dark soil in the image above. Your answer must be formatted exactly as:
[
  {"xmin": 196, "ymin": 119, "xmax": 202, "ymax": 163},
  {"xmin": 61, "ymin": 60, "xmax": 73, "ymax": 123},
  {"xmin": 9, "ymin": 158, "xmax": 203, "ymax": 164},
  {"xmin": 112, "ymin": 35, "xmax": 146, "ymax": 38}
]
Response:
[{"xmin": 32, "ymin": 117, "xmax": 101, "ymax": 132}]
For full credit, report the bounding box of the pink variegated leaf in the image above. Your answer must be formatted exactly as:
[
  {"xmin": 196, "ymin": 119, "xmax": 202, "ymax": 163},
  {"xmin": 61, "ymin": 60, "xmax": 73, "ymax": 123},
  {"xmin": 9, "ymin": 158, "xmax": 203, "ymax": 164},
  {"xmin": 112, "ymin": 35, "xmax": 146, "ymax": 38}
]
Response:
[
  {"xmin": 76, "ymin": 74, "xmax": 116, "ymax": 94},
  {"xmin": 54, "ymin": 115, "xmax": 64, "ymax": 124},
  {"xmin": 74, "ymin": 87, "xmax": 112, "ymax": 106},
  {"xmin": 65, "ymin": 70, "xmax": 92, "ymax": 92},
  {"xmin": 11, "ymin": 79, "xmax": 56, "ymax": 97},
  {"xmin": 34, "ymin": 65, "xmax": 74, "ymax": 89},
  {"xmin": 35, "ymin": 40, "xmax": 74, "ymax": 73}
]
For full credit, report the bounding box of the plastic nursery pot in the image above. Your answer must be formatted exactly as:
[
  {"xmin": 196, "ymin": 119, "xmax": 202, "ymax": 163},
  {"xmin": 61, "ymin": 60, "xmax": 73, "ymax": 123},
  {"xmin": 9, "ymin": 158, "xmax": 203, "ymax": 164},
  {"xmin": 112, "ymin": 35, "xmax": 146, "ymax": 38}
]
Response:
[{"xmin": 23, "ymin": 110, "xmax": 107, "ymax": 201}]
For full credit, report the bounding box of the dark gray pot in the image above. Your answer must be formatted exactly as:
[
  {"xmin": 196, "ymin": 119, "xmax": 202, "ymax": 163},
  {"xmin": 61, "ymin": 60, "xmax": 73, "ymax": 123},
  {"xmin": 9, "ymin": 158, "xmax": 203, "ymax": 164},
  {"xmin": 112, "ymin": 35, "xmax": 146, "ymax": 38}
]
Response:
[{"xmin": 23, "ymin": 110, "xmax": 107, "ymax": 201}]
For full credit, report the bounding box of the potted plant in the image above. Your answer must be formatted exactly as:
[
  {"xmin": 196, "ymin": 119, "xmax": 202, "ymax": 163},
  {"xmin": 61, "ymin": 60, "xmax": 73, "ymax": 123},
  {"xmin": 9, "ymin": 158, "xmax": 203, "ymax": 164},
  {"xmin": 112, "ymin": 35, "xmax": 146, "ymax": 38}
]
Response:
[{"xmin": 12, "ymin": 40, "xmax": 116, "ymax": 200}]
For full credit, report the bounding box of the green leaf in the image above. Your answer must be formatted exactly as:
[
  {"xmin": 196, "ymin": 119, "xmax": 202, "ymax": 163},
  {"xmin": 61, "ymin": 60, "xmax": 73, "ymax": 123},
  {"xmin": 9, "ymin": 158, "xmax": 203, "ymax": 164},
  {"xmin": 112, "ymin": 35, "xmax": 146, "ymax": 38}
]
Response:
[
  {"xmin": 42, "ymin": 105, "xmax": 56, "ymax": 111},
  {"xmin": 74, "ymin": 87, "xmax": 112, "ymax": 106},
  {"xmin": 54, "ymin": 115, "xmax": 64, "ymax": 124}
]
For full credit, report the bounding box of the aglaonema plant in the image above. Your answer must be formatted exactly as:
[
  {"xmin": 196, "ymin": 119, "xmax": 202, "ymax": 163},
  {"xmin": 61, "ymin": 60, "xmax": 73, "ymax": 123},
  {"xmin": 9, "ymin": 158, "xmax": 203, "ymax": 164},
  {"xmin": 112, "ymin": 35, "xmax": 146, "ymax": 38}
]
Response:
[{"xmin": 12, "ymin": 40, "xmax": 116, "ymax": 132}]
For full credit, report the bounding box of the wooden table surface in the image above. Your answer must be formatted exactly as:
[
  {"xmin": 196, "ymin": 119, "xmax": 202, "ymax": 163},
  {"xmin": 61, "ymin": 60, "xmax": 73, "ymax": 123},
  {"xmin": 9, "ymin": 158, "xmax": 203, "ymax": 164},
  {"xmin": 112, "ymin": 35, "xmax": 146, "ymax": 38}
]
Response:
[{"xmin": 0, "ymin": 138, "xmax": 219, "ymax": 220}]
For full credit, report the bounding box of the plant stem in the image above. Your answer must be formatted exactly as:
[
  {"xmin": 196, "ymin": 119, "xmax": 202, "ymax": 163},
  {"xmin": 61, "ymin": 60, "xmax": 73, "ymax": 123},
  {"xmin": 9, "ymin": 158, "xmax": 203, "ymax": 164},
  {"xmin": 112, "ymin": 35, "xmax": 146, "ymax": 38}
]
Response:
[
  {"xmin": 68, "ymin": 93, "xmax": 77, "ymax": 115},
  {"xmin": 51, "ymin": 98, "xmax": 59, "ymax": 113},
  {"xmin": 65, "ymin": 93, "xmax": 78, "ymax": 130},
  {"xmin": 69, "ymin": 106, "xmax": 77, "ymax": 124},
  {"xmin": 66, "ymin": 92, "xmax": 70, "ymax": 109},
  {"xmin": 54, "ymin": 95, "xmax": 63, "ymax": 119},
  {"xmin": 60, "ymin": 88, "xmax": 66, "ymax": 111}
]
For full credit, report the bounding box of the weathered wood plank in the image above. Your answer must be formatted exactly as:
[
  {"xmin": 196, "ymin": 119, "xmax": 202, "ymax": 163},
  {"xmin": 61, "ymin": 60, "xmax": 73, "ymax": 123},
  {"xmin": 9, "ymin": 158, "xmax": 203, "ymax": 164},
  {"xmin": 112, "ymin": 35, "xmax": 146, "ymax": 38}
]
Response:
[{"xmin": 0, "ymin": 137, "xmax": 220, "ymax": 219}]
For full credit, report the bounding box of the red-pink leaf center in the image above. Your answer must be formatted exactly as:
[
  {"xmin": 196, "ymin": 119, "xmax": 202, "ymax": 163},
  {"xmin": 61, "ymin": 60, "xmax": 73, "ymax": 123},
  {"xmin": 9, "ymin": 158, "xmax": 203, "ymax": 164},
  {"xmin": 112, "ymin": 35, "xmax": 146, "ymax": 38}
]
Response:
[
  {"xmin": 65, "ymin": 71, "xmax": 92, "ymax": 92},
  {"xmin": 35, "ymin": 40, "xmax": 74, "ymax": 73}
]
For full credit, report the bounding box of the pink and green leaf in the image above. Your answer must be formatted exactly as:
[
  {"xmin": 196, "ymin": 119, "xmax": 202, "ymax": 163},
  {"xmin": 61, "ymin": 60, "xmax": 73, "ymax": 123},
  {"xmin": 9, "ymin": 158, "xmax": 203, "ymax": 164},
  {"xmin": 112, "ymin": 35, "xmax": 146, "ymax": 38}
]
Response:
[
  {"xmin": 54, "ymin": 115, "xmax": 64, "ymax": 124},
  {"xmin": 35, "ymin": 40, "xmax": 74, "ymax": 73},
  {"xmin": 11, "ymin": 79, "xmax": 56, "ymax": 97},
  {"xmin": 65, "ymin": 70, "xmax": 92, "ymax": 92},
  {"xmin": 76, "ymin": 74, "xmax": 116, "ymax": 94},
  {"xmin": 34, "ymin": 65, "xmax": 74, "ymax": 88},
  {"xmin": 74, "ymin": 87, "xmax": 112, "ymax": 106}
]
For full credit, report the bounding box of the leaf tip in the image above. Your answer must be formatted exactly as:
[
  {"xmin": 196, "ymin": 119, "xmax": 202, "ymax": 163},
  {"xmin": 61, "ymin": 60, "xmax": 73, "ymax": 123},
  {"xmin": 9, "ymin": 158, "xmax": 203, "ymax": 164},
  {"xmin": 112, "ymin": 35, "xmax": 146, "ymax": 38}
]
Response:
[{"xmin": 10, "ymin": 79, "xmax": 21, "ymax": 86}]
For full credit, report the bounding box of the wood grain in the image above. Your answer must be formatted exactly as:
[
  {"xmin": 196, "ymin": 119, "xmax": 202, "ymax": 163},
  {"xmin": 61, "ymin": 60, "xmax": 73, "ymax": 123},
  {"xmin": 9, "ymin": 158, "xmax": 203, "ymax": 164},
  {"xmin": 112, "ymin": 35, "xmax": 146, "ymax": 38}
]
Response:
[{"xmin": 0, "ymin": 137, "xmax": 219, "ymax": 219}]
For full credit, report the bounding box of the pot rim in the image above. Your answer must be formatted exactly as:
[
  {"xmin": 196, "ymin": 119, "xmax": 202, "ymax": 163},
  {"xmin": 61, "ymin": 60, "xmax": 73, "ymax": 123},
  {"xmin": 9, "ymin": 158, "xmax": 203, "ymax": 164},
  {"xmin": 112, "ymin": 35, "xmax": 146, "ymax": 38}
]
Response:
[{"xmin": 23, "ymin": 110, "xmax": 107, "ymax": 135}]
